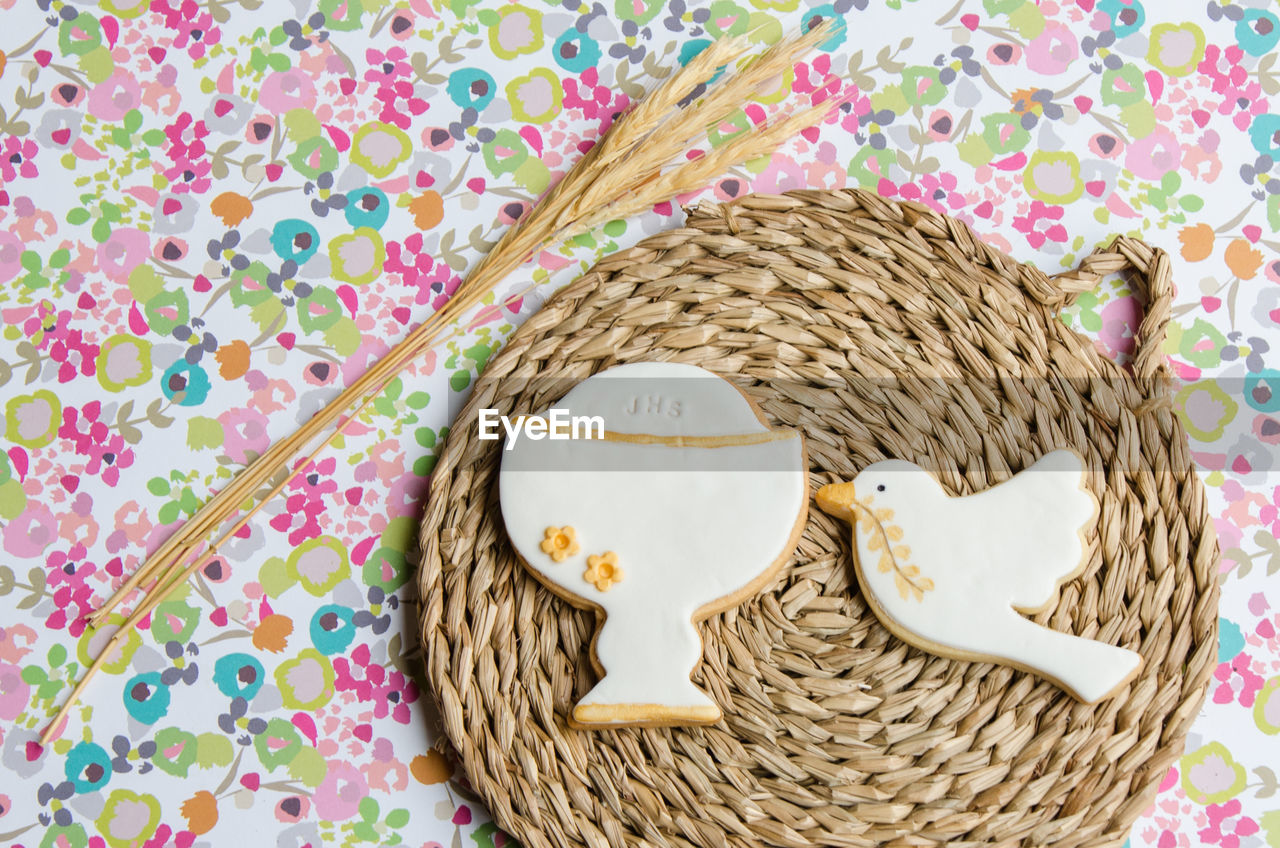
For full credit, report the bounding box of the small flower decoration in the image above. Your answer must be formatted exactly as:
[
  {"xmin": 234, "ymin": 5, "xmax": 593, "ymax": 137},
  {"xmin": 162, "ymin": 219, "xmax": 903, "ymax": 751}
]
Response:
[
  {"xmin": 540, "ymin": 526, "xmax": 579, "ymax": 562},
  {"xmin": 584, "ymin": 552, "xmax": 623, "ymax": 592}
]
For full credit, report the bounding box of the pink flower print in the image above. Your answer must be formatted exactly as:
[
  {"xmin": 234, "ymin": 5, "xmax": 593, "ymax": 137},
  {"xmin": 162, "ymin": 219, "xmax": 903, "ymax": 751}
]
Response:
[
  {"xmin": 1125, "ymin": 129, "xmax": 1181, "ymax": 180},
  {"xmin": 166, "ymin": 155, "xmax": 212, "ymax": 195},
  {"xmin": 1198, "ymin": 45, "xmax": 1247, "ymax": 98},
  {"xmin": 49, "ymin": 579, "xmax": 97, "ymax": 637},
  {"xmin": 364, "ymin": 48, "xmax": 426, "ymax": 129},
  {"xmin": 312, "ymin": 760, "xmax": 369, "ymax": 822},
  {"xmin": 754, "ymin": 155, "xmax": 807, "ymax": 195},
  {"xmin": 23, "ymin": 301, "xmax": 66, "ymax": 348},
  {"xmin": 9, "ymin": 197, "xmax": 58, "ymax": 243},
  {"xmin": 1026, "ymin": 23, "xmax": 1078, "ymax": 75},
  {"xmin": 370, "ymin": 668, "xmax": 418, "ymax": 724},
  {"xmin": 59, "ymin": 493, "xmax": 100, "ymax": 552},
  {"xmin": 3, "ymin": 502, "xmax": 57, "ymax": 559},
  {"xmin": 562, "ymin": 67, "xmax": 630, "ymax": 128},
  {"xmin": 364, "ymin": 47, "xmax": 413, "ymax": 87},
  {"xmin": 987, "ymin": 42, "xmax": 1023, "ymax": 66},
  {"xmin": 45, "ymin": 545, "xmax": 100, "ymax": 636},
  {"xmin": 0, "ymin": 663, "xmax": 30, "ymax": 721},
  {"xmin": 161, "ymin": 113, "xmax": 213, "ymax": 195},
  {"xmin": 919, "ymin": 172, "xmax": 966, "ymax": 213},
  {"xmin": 875, "ymin": 177, "xmax": 901, "ymax": 200},
  {"xmin": 1089, "ymin": 132, "xmax": 1125, "ymax": 160},
  {"xmin": 104, "ymin": 500, "xmax": 154, "ymax": 554},
  {"xmin": 97, "ymin": 228, "xmax": 151, "ymax": 282},
  {"xmin": 151, "ymin": 0, "xmax": 222, "ymax": 60},
  {"xmin": 219, "ymin": 407, "xmax": 271, "ymax": 465},
  {"xmin": 837, "ymin": 93, "xmax": 870, "ymax": 136},
  {"xmin": 377, "ymin": 78, "xmax": 426, "ymax": 129},
  {"xmin": 268, "ymin": 456, "xmax": 337, "ymax": 545},
  {"xmin": 926, "ymin": 110, "xmax": 954, "ymax": 142},
  {"xmin": 803, "ymin": 142, "xmax": 846, "ymax": 190},
  {"xmin": 1196, "ymin": 46, "xmax": 1269, "ymax": 131},
  {"xmin": 51, "ymin": 82, "xmax": 85, "ymax": 108},
  {"xmin": 388, "ymin": 236, "xmax": 461, "ymax": 310},
  {"xmin": 422, "ymin": 126, "xmax": 454, "ymax": 152},
  {"xmin": 385, "ymin": 470, "xmax": 428, "ymax": 519},
  {"xmin": 895, "ymin": 181, "xmax": 925, "ymax": 203},
  {"xmin": 245, "ymin": 114, "xmax": 275, "ymax": 145},
  {"xmin": 365, "ymin": 756, "xmax": 409, "ymax": 793},
  {"xmin": 0, "ymin": 231, "xmax": 23, "ymax": 285},
  {"xmin": 301, "ymin": 360, "xmax": 338, "ymax": 387},
  {"xmin": 1012, "ymin": 200, "xmax": 1068, "ymax": 249},
  {"xmin": 0, "ymin": 624, "xmax": 39, "ymax": 663},
  {"xmin": 1097, "ymin": 295, "xmax": 1140, "ymax": 362},
  {"xmin": 1212, "ymin": 652, "xmax": 1265, "ymax": 706},
  {"xmin": 1, "ymin": 137, "xmax": 37, "ymax": 182},
  {"xmin": 52, "ymin": 328, "xmax": 98, "ymax": 383},
  {"xmin": 333, "ymin": 643, "xmax": 374, "ymax": 700},
  {"xmin": 24, "ymin": 304, "xmax": 100, "ymax": 383},
  {"xmin": 712, "ymin": 178, "xmax": 746, "ymax": 202},
  {"xmin": 1199, "ymin": 800, "xmax": 1260, "ymax": 848},
  {"xmin": 1227, "ymin": 82, "xmax": 1268, "ymax": 132},
  {"xmin": 423, "ymin": 262, "xmax": 462, "ymax": 311},
  {"xmin": 385, "ymin": 8, "xmax": 418, "ymax": 41},
  {"xmin": 364, "ymin": 441, "xmax": 405, "ymax": 488},
  {"xmin": 59, "ymin": 401, "xmax": 135, "ymax": 486},
  {"xmin": 385, "ymin": 233, "xmax": 436, "ymax": 290},
  {"xmin": 87, "ymin": 71, "xmax": 144, "ymax": 122},
  {"xmin": 331, "ymin": 641, "xmax": 417, "ymax": 723},
  {"xmin": 259, "ymin": 69, "xmax": 317, "ymax": 115},
  {"xmin": 249, "ymin": 376, "xmax": 297, "ymax": 415}
]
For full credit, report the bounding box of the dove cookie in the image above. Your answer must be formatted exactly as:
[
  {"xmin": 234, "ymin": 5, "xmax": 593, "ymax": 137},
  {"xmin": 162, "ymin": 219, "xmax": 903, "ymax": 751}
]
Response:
[
  {"xmin": 817, "ymin": 450, "xmax": 1143, "ymax": 704},
  {"xmin": 498, "ymin": 362, "xmax": 808, "ymax": 727}
]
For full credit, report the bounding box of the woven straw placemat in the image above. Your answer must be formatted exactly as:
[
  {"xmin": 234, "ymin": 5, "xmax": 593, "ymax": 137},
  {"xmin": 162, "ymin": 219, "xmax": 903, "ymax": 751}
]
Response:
[{"xmin": 417, "ymin": 189, "xmax": 1219, "ymax": 848}]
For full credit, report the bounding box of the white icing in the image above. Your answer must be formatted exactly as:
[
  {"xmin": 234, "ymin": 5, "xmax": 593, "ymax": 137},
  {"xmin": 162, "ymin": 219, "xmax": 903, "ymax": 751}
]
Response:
[
  {"xmin": 818, "ymin": 449, "xmax": 1142, "ymax": 704},
  {"xmin": 498, "ymin": 362, "xmax": 807, "ymax": 726},
  {"xmin": 550, "ymin": 361, "xmax": 773, "ymax": 437}
]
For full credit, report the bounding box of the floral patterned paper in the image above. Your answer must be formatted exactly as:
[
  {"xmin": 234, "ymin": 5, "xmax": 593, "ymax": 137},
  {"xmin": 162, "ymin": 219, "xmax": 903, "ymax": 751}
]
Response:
[{"xmin": 0, "ymin": 0, "xmax": 1277, "ymax": 846}]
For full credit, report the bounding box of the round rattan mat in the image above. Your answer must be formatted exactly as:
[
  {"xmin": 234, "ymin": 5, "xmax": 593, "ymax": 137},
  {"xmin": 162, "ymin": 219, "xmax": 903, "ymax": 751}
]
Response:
[{"xmin": 417, "ymin": 189, "xmax": 1219, "ymax": 848}]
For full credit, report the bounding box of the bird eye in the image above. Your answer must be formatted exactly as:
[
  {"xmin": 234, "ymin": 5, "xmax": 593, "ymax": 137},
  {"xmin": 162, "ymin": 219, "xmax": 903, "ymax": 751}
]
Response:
[{"xmin": 876, "ymin": 484, "xmax": 886, "ymax": 492}]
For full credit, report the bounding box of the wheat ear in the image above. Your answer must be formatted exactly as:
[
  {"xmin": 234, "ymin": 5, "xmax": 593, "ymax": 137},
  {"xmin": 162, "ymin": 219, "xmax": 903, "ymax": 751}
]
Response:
[{"xmin": 44, "ymin": 25, "xmax": 842, "ymax": 745}]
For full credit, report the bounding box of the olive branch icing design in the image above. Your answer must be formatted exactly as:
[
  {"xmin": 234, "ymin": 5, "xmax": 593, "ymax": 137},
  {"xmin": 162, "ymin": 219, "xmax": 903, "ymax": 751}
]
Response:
[{"xmin": 851, "ymin": 498, "xmax": 935, "ymax": 602}]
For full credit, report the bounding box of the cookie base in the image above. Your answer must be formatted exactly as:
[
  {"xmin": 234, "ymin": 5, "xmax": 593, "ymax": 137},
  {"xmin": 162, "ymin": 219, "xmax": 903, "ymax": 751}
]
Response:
[{"xmin": 570, "ymin": 702, "xmax": 722, "ymax": 728}]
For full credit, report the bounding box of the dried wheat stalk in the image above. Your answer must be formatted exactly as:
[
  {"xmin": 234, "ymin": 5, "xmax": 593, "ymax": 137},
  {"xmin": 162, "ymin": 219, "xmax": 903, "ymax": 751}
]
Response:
[{"xmin": 42, "ymin": 23, "xmax": 843, "ymax": 744}]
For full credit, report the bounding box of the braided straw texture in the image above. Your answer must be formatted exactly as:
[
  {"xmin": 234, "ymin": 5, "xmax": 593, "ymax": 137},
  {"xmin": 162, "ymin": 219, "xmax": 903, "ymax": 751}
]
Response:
[{"xmin": 417, "ymin": 189, "xmax": 1219, "ymax": 848}]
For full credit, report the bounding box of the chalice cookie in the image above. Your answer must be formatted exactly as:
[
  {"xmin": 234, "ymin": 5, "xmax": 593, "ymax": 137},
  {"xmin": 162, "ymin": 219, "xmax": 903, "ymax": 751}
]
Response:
[{"xmin": 498, "ymin": 362, "xmax": 808, "ymax": 727}]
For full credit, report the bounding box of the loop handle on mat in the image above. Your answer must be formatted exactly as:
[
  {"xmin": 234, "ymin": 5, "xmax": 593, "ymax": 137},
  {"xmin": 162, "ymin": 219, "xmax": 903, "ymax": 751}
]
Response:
[{"xmin": 1048, "ymin": 236, "xmax": 1174, "ymax": 385}]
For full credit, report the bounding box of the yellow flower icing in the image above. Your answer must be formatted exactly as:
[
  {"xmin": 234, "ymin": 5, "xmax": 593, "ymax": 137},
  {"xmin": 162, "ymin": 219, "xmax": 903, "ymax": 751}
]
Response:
[
  {"xmin": 584, "ymin": 552, "xmax": 623, "ymax": 592},
  {"xmin": 539, "ymin": 526, "xmax": 579, "ymax": 562}
]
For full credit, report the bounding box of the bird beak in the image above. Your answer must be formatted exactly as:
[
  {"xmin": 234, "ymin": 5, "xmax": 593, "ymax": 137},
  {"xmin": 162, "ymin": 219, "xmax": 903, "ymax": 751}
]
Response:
[{"xmin": 815, "ymin": 482, "xmax": 858, "ymax": 518}]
